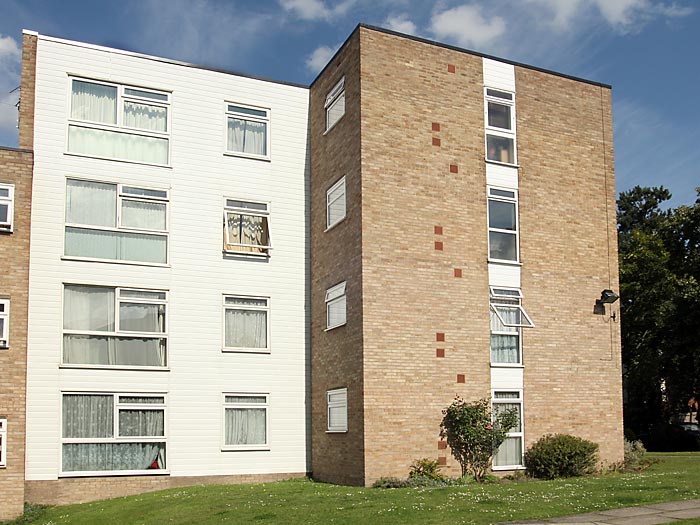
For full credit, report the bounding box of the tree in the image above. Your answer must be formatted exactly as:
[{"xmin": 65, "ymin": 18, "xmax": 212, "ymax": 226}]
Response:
[
  {"xmin": 618, "ymin": 186, "xmax": 700, "ymax": 439},
  {"xmin": 439, "ymin": 396, "xmax": 518, "ymax": 481}
]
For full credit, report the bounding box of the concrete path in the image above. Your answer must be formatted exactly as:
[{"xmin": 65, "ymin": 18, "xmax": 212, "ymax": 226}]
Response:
[{"xmin": 503, "ymin": 499, "xmax": 700, "ymax": 524}]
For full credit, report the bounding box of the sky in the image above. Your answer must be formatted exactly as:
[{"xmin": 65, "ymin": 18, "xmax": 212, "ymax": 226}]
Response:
[{"xmin": 0, "ymin": 0, "xmax": 697, "ymax": 207}]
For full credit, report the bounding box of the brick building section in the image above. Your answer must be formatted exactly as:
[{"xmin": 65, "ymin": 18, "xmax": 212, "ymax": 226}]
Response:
[
  {"xmin": 311, "ymin": 26, "xmax": 622, "ymax": 486},
  {"xmin": 18, "ymin": 33, "xmax": 37, "ymax": 151},
  {"xmin": 0, "ymin": 147, "xmax": 34, "ymax": 520},
  {"xmin": 25, "ymin": 472, "xmax": 306, "ymax": 506},
  {"xmin": 516, "ymin": 67, "xmax": 623, "ymax": 464},
  {"xmin": 309, "ymin": 32, "xmax": 366, "ymax": 485}
]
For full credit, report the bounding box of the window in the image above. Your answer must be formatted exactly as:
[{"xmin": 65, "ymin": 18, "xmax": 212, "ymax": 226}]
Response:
[
  {"xmin": 326, "ymin": 177, "xmax": 346, "ymax": 229},
  {"xmin": 490, "ymin": 288, "xmax": 522, "ymax": 365},
  {"xmin": 325, "ymin": 77, "xmax": 345, "ymax": 132},
  {"xmin": 325, "ymin": 282, "xmax": 346, "ymax": 330},
  {"xmin": 327, "ymin": 388, "xmax": 347, "ymax": 432},
  {"xmin": 62, "ymin": 285, "xmax": 167, "ymax": 368},
  {"xmin": 61, "ymin": 393, "xmax": 166, "ymax": 475},
  {"xmin": 222, "ymin": 394, "xmax": 268, "ymax": 449},
  {"xmin": 225, "ymin": 103, "xmax": 269, "ymax": 158},
  {"xmin": 64, "ymin": 179, "xmax": 168, "ymax": 264},
  {"xmin": 490, "ymin": 287, "xmax": 534, "ymax": 330},
  {"xmin": 223, "ymin": 295, "xmax": 269, "ymax": 352},
  {"xmin": 0, "ymin": 419, "xmax": 6, "ymax": 468},
  {"xmin": 0, "ymin": 183, "xmax": 14, "ymax": 232},
  {"xmin": 224, "ymin": 199, "xmax": 271, "ymax": 256},
  {"xmin": 0, "ymin": 299, "xmax": 8, "ymax": 349},
  {"xmin": 492, "ymin": 391, "xmax": 523, "ymax": 468},
  {"xmin": 485, "ymin": 88, "xmax": 516, "ymax": 165},
  {"xmin": 68, "ymin": 78, "xmax": 170, "ymax": 165},
  {"xmin": 487, "ymin": 187, "xmax": 519, "ymax": 262}
]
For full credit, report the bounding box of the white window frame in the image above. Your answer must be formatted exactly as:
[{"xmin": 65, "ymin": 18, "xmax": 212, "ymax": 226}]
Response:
[
  {"xmin": 326, "ymin": 177, "xmax": 346, "ymax": 230},
  {"xmin": 489, "ymin": 289, "xmax": 522, "ymax": 366},
  {"xmin": 325, "ymin": 77, "xmax": 345, "ymax": 132},
  {"xmin": 64, "ymin": 178, "xmax": 170, "ymax": 266},
  {"xmin": 485, "ymin": 87, "xmax": 517, "ymax": 166},
  {"xmin": 327, "ymin": 388, "xmax": 348, "ymax": 433},
  {"xmin": 223, "ymin": 198, "xmax": 272, "ymax": 257},
  {"xmin": 325, "ymin": 281, "xmax": 347, "ymax": 330},
  {"xmin": 59, "ymin": 392, "xmax": 167, "ymax": 477},
  {"xmin": 492, "ymin": 390, "xmax": 524, "ymax": 470},
  {"xmin": 61, "ymin": 285, "xmax": 168, "ymax": 369},
  {"xmin": 67, "ymin": 77, "xmax": 171, "ymax": 166},
  {"xmin": 221, "ymin": 393, "xmax": 270, "ymax": 451},
  {"xmin": 224, "ymin": 102, "xmax": 271, "ymax": 160},
  {"xmin": 0, "ymin": 298, "xmax": 9, "ymax": 349},
  {"xmin": 490, "ymin": 290, "xmax": 535, "ymax": 329},
  {"xmin": 487, "ymin": 186, "xmax": 520, "ymax": 264},
  {"xmin": 0, "ymin": 418, "xmax": 6, "ymax": 468},
  {"xmin": 222, "ymin": 295, "xmax": 270, "ymax": 353},
  {"xmin": 0, "ymin": 183, "xmax": 15, "ymax": 233}
]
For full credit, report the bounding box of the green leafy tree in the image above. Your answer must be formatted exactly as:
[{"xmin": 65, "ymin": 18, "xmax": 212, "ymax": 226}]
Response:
[{"xmin": 439, "ymin": 397, "xmax": 518, "ymax": 481}]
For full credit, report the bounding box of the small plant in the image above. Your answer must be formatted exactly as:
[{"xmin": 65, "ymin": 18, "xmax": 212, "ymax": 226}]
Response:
[
  {"xmin": 371, "ymin": 476, "xmax": 408, "ymax": 488},
  {"xmin": 524, "ymin": 433, "xmax": 599, "ymax": 479},
  {"xmin": 408, "ymin": 458, "xmax": 447, "ymax": 481},
  {"xmin": 624, "ymin": 438, "xmax": 646, "ymax": 467},
  {"xmin": 440, "ymin": 396, "xmax": 518, "ymax": 482}
]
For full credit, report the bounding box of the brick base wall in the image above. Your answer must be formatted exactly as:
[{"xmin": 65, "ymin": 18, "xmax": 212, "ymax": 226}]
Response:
[{"xmin": 25, "ymin": 472, "xmax": 307, "ymax": 506}]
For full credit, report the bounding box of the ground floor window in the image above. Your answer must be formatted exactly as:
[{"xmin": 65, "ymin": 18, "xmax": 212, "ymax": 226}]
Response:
[
  {"xmin": 492, "ymin": 391, "xmax": 523, "ymax": 468},
  {"xmin": 222, "ymin": 394, "xmax": 268, "ymax": 449},
  {"xmin": 61, "ymin": 393, "xmax": 166, "ymax": 475},
  {"xmin": 0, "ymin": 418, "xmax": 6, "ymax": 467}
]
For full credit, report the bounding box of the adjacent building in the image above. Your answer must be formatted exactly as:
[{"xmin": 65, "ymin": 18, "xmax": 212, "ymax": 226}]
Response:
[{"xmin": 0, "ymin": 24, "xmax": 623, "ymax": 517}]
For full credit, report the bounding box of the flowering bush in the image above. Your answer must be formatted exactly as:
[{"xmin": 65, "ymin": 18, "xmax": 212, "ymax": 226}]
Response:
[{"xmin": 439, "ymin": 396, "xmax": 518, "ymax": 482}]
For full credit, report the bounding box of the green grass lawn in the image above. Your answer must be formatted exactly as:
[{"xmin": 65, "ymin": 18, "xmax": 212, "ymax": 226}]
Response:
[{"xmin": 6, "ymin": 453, "xmax": 700, "ymax": 525}]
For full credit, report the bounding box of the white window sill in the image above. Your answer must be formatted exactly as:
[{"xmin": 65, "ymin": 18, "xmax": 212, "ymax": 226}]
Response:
[
  {"xmin": 487, "ymin": 258, "xmax": 522, "ymax": 266},
  {"xmin": 325, "ymin": 322, "xmax": 346, "ymax": 332},
  {"xmin": 60, "ymin": 364, "xmax": 170, "ymax": 371},
  {"xmin": 64, "ymin": 151, "xmax": 171, "ymax": 169},
  {"xmin": 223, "ymin": 151, "xmax": 271, "ymax": 162},
  {"xmin": 222, "ymin": 348, "xmax": 271, "ymax": 355},
  {"xmin": 61, "ymin": 256, "xmax": 170, "ymax": 268},
  {"xmin": 326, "ymin": 429, "xmax": 348, "ymax": 434},
  {"xmin": 59, "ymin": 470, "xmax": 170, "ymax": 478},
  {"xmin": 492, "ymin": 465, "xmax": 525, "ymax": 471},
  {"xmin": 323, "ymin": 117, "xmax": 344, "ymax": 136},
  {"xmin": 485, "ymin": 160, "xmax": 520, "ymax": 169},
  {"xmin": 222, "ymin": 250, "xmax": 271, "ymax": 259},
  {"xmin": 324, "ymin": 217, "xmax": 346, "ymax": 232},
  {"xmin": 221, "ymin": 446, "xmax": 270, "ymax": 452},
  {"xmin": 0, "ymin": 229, "xmax": 13, "ymax": 234},
  {"xmin": 490, "ymin": 363, "xmax": 524, "ymax": 369}
]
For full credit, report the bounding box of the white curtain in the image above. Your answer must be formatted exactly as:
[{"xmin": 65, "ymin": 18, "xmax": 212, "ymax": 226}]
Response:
[
  {"xmin": 71, "ymin": 80, "xmax": 117, "ymax": 124},
  {"xmin": 119, "ymin": 303, "xmax": 164, "ymax": 332},
  {"xmin": 118, "ymin": 409, "xmax": 164, "ymax": 437},
  {"xmin": 225, "ymin": 407, "xmax": 266, "ymax": 445},
  {"xmin": 493, "ymin": 436, "xmax": 522, "ymax": 467},
  {"xmin": 326, "ymin": 92, "xmax": 345, "ymax": 129},
  {"xmin": 491, "ymin": 335, "xmax": 519, "ymax": 363},
  {"xmin": 123, "ymin": 101, "xmax": 167, "ymax": 132},
  {"xmin": 63, "ymin": 335, "xmax": 166, "ymax": 367},
  {"xmin": 121, "ymin": 200, "xmax": 166, "ymax": 230},
  {"xmin": 62, "ymin": 442, "xmax": 165, "ymax": 472},
  {"xmin": 65, "ymin": 227, "xmax": 167, "ymax": 264},
  {"xmin": 65, "ymin": 180, "xmax": 116, "ymax": 227},
  {"xmin": 68, "ymin": 125, "xmax": 169, "ymax": 164},
  {"xmin": 227, "ymin": 118, "xmax": 266, "ymax": 156},
  {"xmin": 225, "ymin": 309, "xmax": 267, "ymax": 348},
  {"xmin": 226, "ymin": 213, "xmax": 269, "ymax": 253},
  {"xmin": 64, "ymin": 286, "xmax": 114, "ymax": 332},
  {"xmin": 62, "ymin": 394, "xmax": 113, "ymax": 438}
]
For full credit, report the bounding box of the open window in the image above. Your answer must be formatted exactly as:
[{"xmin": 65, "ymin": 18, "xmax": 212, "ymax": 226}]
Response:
[
  {"xmin": 0, "ymin": 419, "xmax": 6, "ymax": 468},
  {"xmin": 325, "ymin": 281, "xmax": 347, "ymax": 330},
  {"xmin": 325, "ymin": 77, "xmax": 345, "ymax": 132},
  {"xmin": 0, "ymin": 299, "xmax": 9, "ymax": 349},
  {"xmin": 224, "ymin": 199, "xmax": 271, "ymax": 256},
  {"xmin": 490, "ymin": 287, "xmax": 534, "ymax": 329}
]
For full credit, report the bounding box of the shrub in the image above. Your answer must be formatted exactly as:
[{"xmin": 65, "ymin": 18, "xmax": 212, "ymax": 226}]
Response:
[
  {"xmin": 440, "ymin": 396, "xmax": 518, "ymax": 482},
  {"xmin": 524, "ymin": 434, "xmax": 599, "ymax": 479},
  {"xmin": 371, "ymin": 476, "xmax": 408, "ymax": 488},
  {"xmin": 624, "ymin": 438, "xmax": 647, "ymax": 467},
  {"xmin": 408, "ymin": 458, "xmax": 447, "ymax": 481}
]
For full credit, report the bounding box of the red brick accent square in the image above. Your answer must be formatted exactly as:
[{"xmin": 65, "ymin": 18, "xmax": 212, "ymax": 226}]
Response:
[
  {"xmin": 434, "ymin": 225, "xmax": 443, "ymax": 235},
  {"xmin": 434, "ymin": 241, "xmax": 443, "ymax": 251},
  {"xmin": 436, "ymin": 348, "xmax": 445, "ymax": 358},
  {"xmin": 432, "ymin": 122, "xmax": 440, "ymax": 132},
  {"xmin": 437, "ymin": 456, "xmax": 447, "ymax": 465},
  {"xmin": 438, "ymin": 440, "xmax": 447, "ymax": 450},
  {"xmin": 447, "ymin": 64, "xmax": 456, "ymax": 73},
  {"xmin": 454, "ymin": 268, "xmax": 462, "ymax": 278},
  {"xmin": 432, "ymin": 137, "xmax": 441, "ymax": 147},
  {"xmin": 457, "ymin": 374, "xmax": 465, "ymax": 383},
  {"xmin": 436, "ymin": 332, "xmax": 445, "ymax": 342},
  {"xmin": 449, "ymin": 164, "xmax": 458, "ymax": 173}
]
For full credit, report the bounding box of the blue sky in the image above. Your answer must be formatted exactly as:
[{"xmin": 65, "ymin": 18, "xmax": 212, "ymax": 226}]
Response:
[{"xmin": 0, "ymin": 0, "xmax": 697, "ymax": 207}]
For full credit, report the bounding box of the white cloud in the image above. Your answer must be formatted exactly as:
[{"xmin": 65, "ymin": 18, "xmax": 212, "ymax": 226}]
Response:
[
  {"xmin": 305, "ymin": 44, "xmax": 338, "ymax": 73},
  {"xmin": 429, "ymin": 4, "xmax": 506, "ymax": 48},
  {"xmin": 384, "ymin": 13, "xmax": 418, "ymax": 35},
  {"xmin": 280, "ymin": 0, "xmax": 355, "ymax": 21},
  {"xmin": 0, "ymin": 35, "xmax": 21, "ymax": 144}
]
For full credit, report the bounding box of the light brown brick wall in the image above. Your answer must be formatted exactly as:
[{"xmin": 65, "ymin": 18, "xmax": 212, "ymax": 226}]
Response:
[
  {"xmin": 516, "ymin": 67, "xmax": 623, "ymax": 465},
  {"xmin": 25, "ymin": 472, "xmax": 306, "ymax": 506},
  {"xmin": 0, "ymin": 146, "xmax": 34, "ymax": 520},
  {"xmin": 18, "ymin": 33, "xmax": 37, "ymax": 151},
  {"xmin": 358, "ymin": 29, "xmax": 491, "ymax": 483},
  {"xmin": 309, "ymin": 32, "xmax": 366, "ymax": 485}
]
